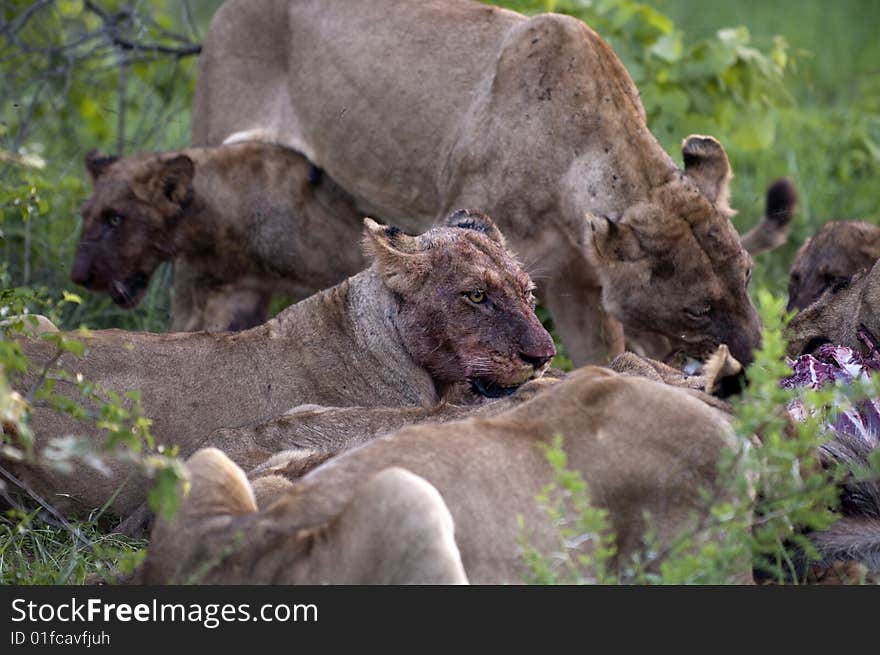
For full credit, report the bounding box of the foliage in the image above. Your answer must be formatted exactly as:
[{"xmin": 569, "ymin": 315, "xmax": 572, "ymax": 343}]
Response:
[
  {"xmin": 520, "ymin": 290, "xmax": 874, "ymax": 584},
  {"xmin": 0, "ymin": 229, "xmax": 187, "ymax": 584},
  {"xmin": 0, "ymin": 506, "xmax": 146, "ymax": 584},
  {"xmin": 507, "ymin": 0, "xmax": 792, "ymax": 152},
  {"xmin": 518, "ymin": 435, "xmax": 617, "ymax": 584},
  {"xmin": 1, "ymin": 0, "xmax": 219, "ymax": 331}
]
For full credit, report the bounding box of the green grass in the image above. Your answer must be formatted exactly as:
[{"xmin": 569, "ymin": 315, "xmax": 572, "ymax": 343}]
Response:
[{"xmin": 0, "ymin": 507, "xmax": 146, "ymax": 585}]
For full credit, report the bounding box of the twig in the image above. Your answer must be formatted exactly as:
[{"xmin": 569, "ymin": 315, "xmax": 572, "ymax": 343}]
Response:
[
  {"xmin": 83, "ymin": 0, "xmax": 201, "ymax": 59},
  {"xmin": 25, "ymin": 345, "xmax": 65, "ymax": 404},
  {"xmin": 0, "ymin": 462, "xmax": 92, "ymax": 550}
]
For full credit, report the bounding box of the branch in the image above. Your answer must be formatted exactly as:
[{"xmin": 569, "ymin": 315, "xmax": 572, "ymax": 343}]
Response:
[{"xmin": 83, "ymin": 0, "xmax": 202, "ymax": 59}]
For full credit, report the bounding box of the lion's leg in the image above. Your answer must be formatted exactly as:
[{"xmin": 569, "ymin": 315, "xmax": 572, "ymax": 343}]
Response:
[
  {"xmin": 169, "ymin": 258, "xmax": 204, "ymax": 332},
  {"xmin": 541, "ymin": 276, "xmax": 624, "ymax": 366}
]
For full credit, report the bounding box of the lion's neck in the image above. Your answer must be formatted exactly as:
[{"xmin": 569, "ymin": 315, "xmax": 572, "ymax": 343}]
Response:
[
  {"xmin": 264, "ymin": 268, "xmax": 440, "ymax": 407},
  {"xmin": 164, "ymin": 149, "xmax": 254, "ymax": 271}
]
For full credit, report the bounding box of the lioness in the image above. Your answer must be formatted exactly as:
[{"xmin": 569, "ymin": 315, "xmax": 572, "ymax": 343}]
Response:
[
  {"xmin": 788, "ymin": 220, "xmax": 880, "ymax": 312},
  {"xmin": 141, "ymin": 367, "xmax": 749, "ymax": 585},
  {"xmin": 239, "ymin": 348, "xmax": 738, "ymax": 485},
  {"xmin": 10, "ymin": 213, "xmax": 555, "ymax": 516},
  {"xmin": 73, "ymin": 143, "xmax": 365, "ymax": 332},
  {"xmin": 785, "ymin": 259, "xmax": 880, "ymax": 357},
  {"xmin": 190, "ymin": 0, "xmax": 762, "ymax": 366}
]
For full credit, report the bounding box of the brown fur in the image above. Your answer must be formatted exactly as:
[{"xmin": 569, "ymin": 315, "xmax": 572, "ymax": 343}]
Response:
[
  {"xmin": 786, "ymin": 259, "xmax": 880, "ymax": 357},
  {"xmin": 787, "ymin": 220, "xmax": 880, "ymax": 312},
  {"xmin": 9, "ymin": 216, "xmax": 553, "ymax": 517},
  {"xmin": 188, "ymin": 0, "xmax": 761, "ymax": 366},
  {"xmin": 75, "ymin": 143, "xmax": 365, "ymax": 331},
  {"xmin": 609, "ymin": 344, "xmax": 741, "ymax": 411},
  {"xmin": 140, "ymin": 367, "xmax": 751, "ymax": 585},
  {"xmin": 626, "ymin": 178, "xmax": 796, "ymax": 359}
]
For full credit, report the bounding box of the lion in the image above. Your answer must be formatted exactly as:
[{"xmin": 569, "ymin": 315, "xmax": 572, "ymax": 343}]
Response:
[
  {"xmin": 785, "ymin": 258, "xmax": 880, "ymax": 357},
  {"xmin": 74, "ymin": 142, "xmax": 365, "ymax": 332},
  {"xmin": 787, "ymin": 220, "xmax": 880, "ymax": 312},
  {"xmin": 188, "ymin": 0, "xmax": 762, "ymax": 366},
  {"xmin": 239, "ymin": 348, "xmax": 739, "ymax": 488},
  {"xmin": 163, "ymin": 169, "xmax": 797, "ymax": 340},
  {"xmin": 9, "ymin": 212, "xmax": 555, "ymax": 517},
  {"xmin": 140, "ymin": 366, "xmax": 751, "ymax": 585},
  {"xmin": 625, "ymin": 177, "xmax": 797, "ymax": 359}
]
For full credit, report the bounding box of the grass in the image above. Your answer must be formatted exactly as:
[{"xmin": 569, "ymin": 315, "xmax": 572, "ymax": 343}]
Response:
[
  {"xmin": 0, "ymin": 507, "xmax": 145, "ymax": 585},
  {"xmin": 654, "ymin": 0, "xmax": 880, "ymax": 295}
]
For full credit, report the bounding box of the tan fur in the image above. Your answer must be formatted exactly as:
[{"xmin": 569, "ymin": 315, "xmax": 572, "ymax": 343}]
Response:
[
  {"xmin": 188, "ymin": 0, "xmax": 761, "ymax": 366},
  {"xmin": 148, "ymin": 453, "xmax": 468, "ymax": 584},
  {"xmin": 610, "ymin": 344, "xmax": 740, "ymax": 409},
  {"xmin": 9, "ymin": 218, "xmax": 553, "ymax": 517},
  {"xmin": 75, "ymin": 142, "xmax": 365, "ymax": 332},
  {"xmin": 141, "ymin": 367, "xmax": 752, "ymax": 585},
  {"xmin": 626, "ymin": 178, "xmax": 796, "ymax": 360},
  {"xmin": 217, "ymin": 376, "xmax": 561, "ymax": 485},
  {"xmin": 786, "ymin": 259, "xmax": 880, "ymax": 357},
  {"xmin": 788, "ymin": 220, "xmax": 880, "ymax": 312}
]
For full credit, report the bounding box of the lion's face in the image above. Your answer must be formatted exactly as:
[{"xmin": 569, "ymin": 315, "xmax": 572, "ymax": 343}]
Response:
[
  {"xmin": 788, "ymin": 221, "xmax": 880, "ymax": 312},
  {"xmin": 71, "ymin": 151, "xmax": 194, "ymax": 308},
  {"xmin": 786, "ymin": 259, "xmax": 880, "ymax": 357},
  {"xmin": 588, "ymin": 136, "xmax": 762, "ymax": 365},
  {"xmin": 365, "ymin": 211, "xmax": 556, "ymax": 399}
]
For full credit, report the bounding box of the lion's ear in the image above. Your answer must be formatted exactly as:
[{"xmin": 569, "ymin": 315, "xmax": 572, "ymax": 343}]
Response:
[
  {"xmin": 682, "ymin": 135, "xmax": 732, "ymax": 209},
  {"xmin": 701, "ymin": 344, "xmax": 744, "ymax": 398},
  {"xmin": 135, "ymin": 154, "xmax": 195, "ymax": 213},
  {"xmin": 444, "ymin": 209, "xmax": 506, "ymax": 246},
  {"xmin": 157, "ymin": 155, "xmax": 195, "ymax": 207},
  {"xmin": 362, "ymin": 218, "xmax": 429, "ymax": 291},
  {"xmin": 84, "ymin": 150, "xmax": 118, "ymax": 183},
  {"xmin": 587, "ymin": 214, "xmax": 644, "ymax": 261}
]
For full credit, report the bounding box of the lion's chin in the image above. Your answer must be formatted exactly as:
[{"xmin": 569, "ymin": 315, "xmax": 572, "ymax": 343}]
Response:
[
  {"xmin": 469, "ymin": 377, "xmax": 521, "ymax": 399},
  {"xmin": 110, "ymin": 273, "xmax": 150, "ymax": 309}
]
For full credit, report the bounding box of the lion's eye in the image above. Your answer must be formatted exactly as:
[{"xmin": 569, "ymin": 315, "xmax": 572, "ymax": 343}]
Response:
[
  {"xmin": 745, "ymin": 266, "xmax": 753, "ymax": 285},
  {"xmin": 107, "ymin": 214, "xmax": 123, "ymax": 227},
  {"xmin": 465, "ymin": 289, "xmax": 486, "ymax": 304}
]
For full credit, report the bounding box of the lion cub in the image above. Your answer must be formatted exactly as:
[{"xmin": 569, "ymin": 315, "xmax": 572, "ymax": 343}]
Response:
[
  {"xmin": 74, "ymin": 142, "xmax": 366, "ymax": 331},
  {"xmin": 787, "ymin": 220, "xmax": 880, "ymax": 312}
]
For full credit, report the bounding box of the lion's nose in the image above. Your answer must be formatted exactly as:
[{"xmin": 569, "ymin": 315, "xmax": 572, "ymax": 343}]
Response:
[
  {"xmin": 70, "ymin": 257, "xmax": 94, "ymax": 288},
  {"xmin": 519, "ymin": 352, "xmax": 553, "ymax": 369}
]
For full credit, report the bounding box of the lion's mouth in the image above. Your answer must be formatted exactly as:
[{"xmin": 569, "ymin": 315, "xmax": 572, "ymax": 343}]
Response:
[
  {"xmin": 110, "ymin": 272, "xmax": 150, "ymax": 309},
  {"xmin": 469, "ymin": 377, "xmax": 521, "ymax": 399}
]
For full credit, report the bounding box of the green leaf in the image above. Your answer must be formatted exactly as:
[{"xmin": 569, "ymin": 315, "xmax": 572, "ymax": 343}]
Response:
[
  {"xmin": 61, "ymin": 291, "xmax": 82, "ymax": 305},
  {"xmin": 648, "ymin": 32, "xmax": 683, "ymax": 63}
]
